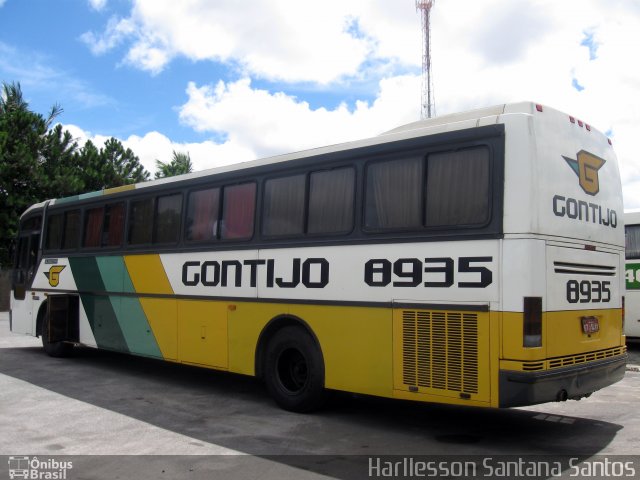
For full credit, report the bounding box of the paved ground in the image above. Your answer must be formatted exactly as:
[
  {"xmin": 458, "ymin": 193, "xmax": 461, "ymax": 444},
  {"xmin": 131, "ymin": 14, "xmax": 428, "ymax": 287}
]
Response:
[{"xmin": 1, "ymin": 311, "xmax": 639, "ymax": 479}]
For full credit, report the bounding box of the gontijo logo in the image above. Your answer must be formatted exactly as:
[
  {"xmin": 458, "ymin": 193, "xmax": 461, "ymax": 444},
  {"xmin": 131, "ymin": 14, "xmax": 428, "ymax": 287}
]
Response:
[
  {"xmin": 44, "ymin": 265, "xmax": 65, "ymax": 287},
  {"xmin": 562, "ymin": 150, "xmax": 606, "ymax": 196},
  {"xmin": 552, "ymin": 150, "xmax": 617, "ymax": 228}
]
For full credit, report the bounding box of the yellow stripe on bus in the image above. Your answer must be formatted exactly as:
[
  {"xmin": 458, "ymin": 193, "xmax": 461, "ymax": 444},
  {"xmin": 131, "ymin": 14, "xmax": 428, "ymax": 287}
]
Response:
[{"xmin": 124, "ymin": 255, "xmax": 177, "ymax": 360}]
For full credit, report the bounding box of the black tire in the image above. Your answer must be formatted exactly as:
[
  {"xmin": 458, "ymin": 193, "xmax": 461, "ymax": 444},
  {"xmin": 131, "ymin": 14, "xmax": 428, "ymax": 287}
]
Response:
[
  {"xmin": 263, "ymin": 325, "xmax": 326, "ymax": 412},
  {"xmin": 42, "ymin": 318, "xmax": 73, "ymax": 358}
]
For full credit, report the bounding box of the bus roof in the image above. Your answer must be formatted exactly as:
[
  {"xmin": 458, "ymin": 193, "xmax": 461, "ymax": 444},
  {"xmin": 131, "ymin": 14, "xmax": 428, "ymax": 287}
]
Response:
[{"xmin": 21, "ymin": 101, "xmax": 588, "ymax": 216}]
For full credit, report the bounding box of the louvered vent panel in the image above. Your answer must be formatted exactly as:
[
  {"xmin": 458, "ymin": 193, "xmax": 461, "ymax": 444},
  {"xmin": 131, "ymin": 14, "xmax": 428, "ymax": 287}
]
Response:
[{"xmin": 402, "ymin": 310, "xmax": 479, "ymax": 394}]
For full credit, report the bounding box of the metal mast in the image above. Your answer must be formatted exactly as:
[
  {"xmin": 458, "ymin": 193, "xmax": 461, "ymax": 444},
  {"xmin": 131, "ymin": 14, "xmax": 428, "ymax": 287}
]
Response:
[{"xmin": 416, "ymin": 0, "xmax": 435, "ymax": 119}]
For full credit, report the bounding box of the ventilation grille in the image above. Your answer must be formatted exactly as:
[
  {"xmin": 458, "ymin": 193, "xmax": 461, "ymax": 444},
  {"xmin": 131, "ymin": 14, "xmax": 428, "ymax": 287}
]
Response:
[
  {"xmin": 519, "ymin": 346, "xmax": 626, "ymax": 371},
  {"xmin": 402, "ymin": 310, "xmax": 479, "ymax": 394},
  {"xmin": 547, "ymin": 346, "xmax": 626, "ymax": 369}
]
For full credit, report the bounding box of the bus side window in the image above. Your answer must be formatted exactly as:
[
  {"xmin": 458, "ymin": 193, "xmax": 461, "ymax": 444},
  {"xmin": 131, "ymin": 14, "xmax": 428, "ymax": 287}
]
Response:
[
  {"xmin": 425, "ymin": 147, "xmax": 490, "ymax": 227},
  {"xmin": 186, "ymin": 188, "xmax": 220, "ymax": 242},
  {"xmin": 102, "ymin": 202, "xmax": 125, "ymax": 247},
  {"xmin": 129, "ymin": 198, "xmax": 154, "ymax": 245},
  {"xmin": 154, "ymin": 194, "xmax": 183, "ymax": 244},
  {"xmin": 222, "ymin": 182, "xmax": 256, "ymax": 240},
  {"xmin": 84, "ymin": 207, "xmax": 104, "ymax": 248},
  {"xmin": 62, "ymin": 210, "xmax": 81, "ymax": 250},
  {"xmin": 308, "ymin": 167, "xmax": 355, "ymax": 235},
  {"xmin": 46, "ymin": 214, "xmax": 64, "ymax": 250},
  {"xmin": 262, "ymin": 176, "xmax": 305, "ymax": 237},
  {"xmin": 365, "ymin": 157, "xmax": 423, "ymax": 230}
]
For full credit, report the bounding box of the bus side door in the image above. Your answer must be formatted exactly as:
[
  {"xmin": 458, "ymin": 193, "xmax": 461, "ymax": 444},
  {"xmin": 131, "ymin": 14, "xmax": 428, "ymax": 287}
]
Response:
[{"xmin": 11, "ymin": 231, "xmax": 40, "ymax": 334}]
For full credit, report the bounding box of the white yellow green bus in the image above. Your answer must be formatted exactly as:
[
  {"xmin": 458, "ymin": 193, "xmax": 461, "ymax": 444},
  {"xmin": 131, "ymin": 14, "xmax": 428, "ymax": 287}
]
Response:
[
  {"xmin": 10, "ymin": 102, "xmax": 627, "ymax": 412},
  {"xmin": 624, "ymin": 211, "xmax": 640, "ymax": 338}
]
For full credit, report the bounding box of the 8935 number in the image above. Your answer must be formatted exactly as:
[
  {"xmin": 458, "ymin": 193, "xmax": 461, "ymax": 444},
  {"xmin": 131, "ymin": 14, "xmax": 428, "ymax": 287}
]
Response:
[{"xmin": 566, "ymin": 280, "xmax": 611, "ymax": 304}]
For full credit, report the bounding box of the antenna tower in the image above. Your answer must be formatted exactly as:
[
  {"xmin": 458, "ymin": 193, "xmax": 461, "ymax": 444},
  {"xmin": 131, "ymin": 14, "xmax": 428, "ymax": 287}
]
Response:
[{"xmin": 416, "ymin": 0, "xmax": 435, "ymax": 119}]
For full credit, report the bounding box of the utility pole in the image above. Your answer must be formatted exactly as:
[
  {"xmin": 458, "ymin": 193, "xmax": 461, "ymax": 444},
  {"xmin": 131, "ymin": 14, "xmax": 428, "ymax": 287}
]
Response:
[{"xmin": 416, "ymin": 0, "xmax": 435, "ymax": 119}]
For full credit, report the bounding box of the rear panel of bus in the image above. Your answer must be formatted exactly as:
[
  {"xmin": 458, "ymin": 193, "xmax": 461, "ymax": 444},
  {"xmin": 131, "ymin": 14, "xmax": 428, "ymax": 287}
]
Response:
[{"xmin": 498, "ymin": 104, "xmax": 626, "ymax": 405}]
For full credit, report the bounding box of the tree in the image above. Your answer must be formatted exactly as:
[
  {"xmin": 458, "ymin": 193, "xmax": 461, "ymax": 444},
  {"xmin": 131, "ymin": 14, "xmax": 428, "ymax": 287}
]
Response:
[
  {"xmin": 0, "ymin": 81, "xmax": 151, "ymax": 267},
  {"xmin": 40, "ymin": 124, "xmax": 84, "ymax": 199},
  {"xmin": 0, "ymin": 82, "xmax": 61, "ymax": 266},
  {"xmin": 155, "ymin": 150, "xmax": 193, "ymax": 179},
  {"xmin": 82, "ymin": 137, "xmax": 150, "ymax": 191}
]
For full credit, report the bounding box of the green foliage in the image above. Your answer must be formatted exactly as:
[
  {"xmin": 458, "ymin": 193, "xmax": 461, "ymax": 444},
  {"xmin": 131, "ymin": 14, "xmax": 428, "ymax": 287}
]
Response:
[
  {"xmin": 0, "ymin": 81, "xmax": 151, "ymax": 266},
  {"xmin": 155, "ymin": 150, "xmax": 193, "ymax": 179}
]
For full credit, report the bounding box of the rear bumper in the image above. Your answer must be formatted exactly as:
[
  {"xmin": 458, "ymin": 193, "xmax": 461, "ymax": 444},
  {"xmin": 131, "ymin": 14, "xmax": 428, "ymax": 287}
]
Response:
[{"xmin": 499, "ymin": 354, "xmax": 627, "ymax": 407}]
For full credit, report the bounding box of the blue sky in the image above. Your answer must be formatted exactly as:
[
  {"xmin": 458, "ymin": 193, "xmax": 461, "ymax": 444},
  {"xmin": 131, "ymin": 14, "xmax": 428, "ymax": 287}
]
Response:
[{"xmin": 1, "ymin": 0, "xmax": 640, "ymax": 207}]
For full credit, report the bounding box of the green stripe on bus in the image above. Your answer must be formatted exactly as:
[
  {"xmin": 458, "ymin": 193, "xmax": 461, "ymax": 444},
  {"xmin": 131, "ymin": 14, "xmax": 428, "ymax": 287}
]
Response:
[
  {"xmin": 68, "ymin": 257, "xmax": 129, "ymax": 353},
  {"xmin": 95, "ymin": 256, "xmax": 163, "ymax": 358},
  {"xmin": 54, "ymin": 195, "xmax": 81, "ymax": 205},
  {"xmin": 78, "ymin": 190, "xmax": 104, "ymax": 200}
]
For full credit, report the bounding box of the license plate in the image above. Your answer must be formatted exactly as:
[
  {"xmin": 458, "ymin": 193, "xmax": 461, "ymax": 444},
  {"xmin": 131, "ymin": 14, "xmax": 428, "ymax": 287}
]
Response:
[{"xmin": 581, "ymin": 316, "xmax": 600, "ymax": 334}]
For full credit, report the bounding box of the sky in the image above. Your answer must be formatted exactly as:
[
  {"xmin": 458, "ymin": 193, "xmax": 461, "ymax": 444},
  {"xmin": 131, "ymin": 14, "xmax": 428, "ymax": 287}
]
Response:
[{"xmin": 1, "ymin": 0, "xmax": 640, "ymax": 207}]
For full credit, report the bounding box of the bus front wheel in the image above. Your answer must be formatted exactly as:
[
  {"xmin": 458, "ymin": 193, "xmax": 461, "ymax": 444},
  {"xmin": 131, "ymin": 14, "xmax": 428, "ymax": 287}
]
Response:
[{"xmin": 263, "ymin": 326, "xmax": 326, "ymax": 412}]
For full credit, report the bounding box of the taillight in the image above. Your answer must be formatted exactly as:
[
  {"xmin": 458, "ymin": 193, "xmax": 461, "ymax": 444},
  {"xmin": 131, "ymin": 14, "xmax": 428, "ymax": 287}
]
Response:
[{"xmin": 523, "ymin": 297, "xmax": 542, "ymax": 347}]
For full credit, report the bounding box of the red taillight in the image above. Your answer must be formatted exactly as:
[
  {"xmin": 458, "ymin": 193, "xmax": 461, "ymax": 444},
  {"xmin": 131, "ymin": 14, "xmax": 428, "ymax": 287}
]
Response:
[
  {"xmin": 569, "ymin": 116, "xmax": 576, "ymax": 123},
  {"xmin": 578, "ymin": 120, "xmax": 584, "ymax": 127},
  {"xmin": 523, "ymin": 297, "xmax": 542, "ymax": 347},
  {"xmin": 536, "ymin": 104, "xmax": 543, "ymax": 112}
]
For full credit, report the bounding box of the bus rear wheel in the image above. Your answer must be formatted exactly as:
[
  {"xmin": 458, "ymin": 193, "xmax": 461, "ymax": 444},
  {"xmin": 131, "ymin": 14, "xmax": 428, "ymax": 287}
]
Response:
[
  {"xmin": 42, "ymin": 318, "xmax": 73, "ymax": 358},
  {"xmin": 264, "ymin": 326, "xmax": 326, "ymax": 412}
]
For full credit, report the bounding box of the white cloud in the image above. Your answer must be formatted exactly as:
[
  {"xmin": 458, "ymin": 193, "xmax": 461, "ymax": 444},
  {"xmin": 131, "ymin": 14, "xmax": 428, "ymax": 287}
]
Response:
[
  {"xmin": 76, "ymin": 0, "xmax": 640, "ymax": 208},
  {"xmin": 80, "ymin": 16, "xmax": 137, "ymax": 56},
  {"xmin": 178, "ymin": 76, "xmax": 420, "ymax": 159},
  {"xmin": 88, "ymin": 0, "xmax": 107, "ymax": 12},
  {"xmin": 80, "ymin": 0, "xmax": 410, "ymax": 83}
]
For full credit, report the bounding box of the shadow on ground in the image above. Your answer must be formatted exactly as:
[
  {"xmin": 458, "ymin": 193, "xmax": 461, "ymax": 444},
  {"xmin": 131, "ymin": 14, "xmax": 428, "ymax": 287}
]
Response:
[{"xmin": 0, "ymin": 344, "xmax": 623, "ymax": 477}]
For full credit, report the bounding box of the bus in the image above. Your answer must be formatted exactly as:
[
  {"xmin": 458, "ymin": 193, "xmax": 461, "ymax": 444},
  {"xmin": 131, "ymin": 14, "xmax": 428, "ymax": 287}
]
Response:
[
  {"xmin": 624, "ymin": 211, "xmax": 640, "ymax": 338},
  {"xmin": 10, "ymin": 102, "xmax": 627, "ymax": 412}
]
